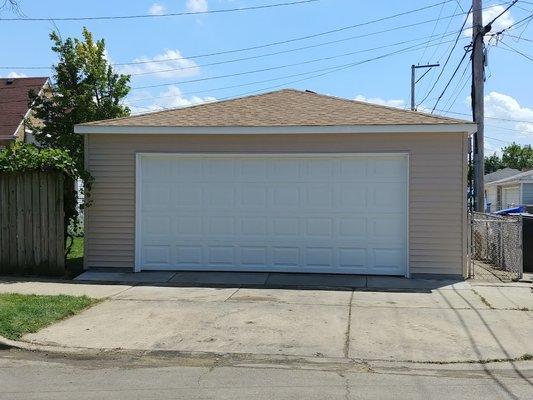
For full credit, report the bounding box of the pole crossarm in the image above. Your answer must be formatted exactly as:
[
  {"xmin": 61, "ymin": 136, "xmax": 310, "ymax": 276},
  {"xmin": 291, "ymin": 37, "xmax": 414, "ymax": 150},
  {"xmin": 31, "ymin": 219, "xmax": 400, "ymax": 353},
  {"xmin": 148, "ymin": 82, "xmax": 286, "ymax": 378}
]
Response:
[{"xmin": 410, "ymin": 63, "xmax": 440, "ymax": 110}]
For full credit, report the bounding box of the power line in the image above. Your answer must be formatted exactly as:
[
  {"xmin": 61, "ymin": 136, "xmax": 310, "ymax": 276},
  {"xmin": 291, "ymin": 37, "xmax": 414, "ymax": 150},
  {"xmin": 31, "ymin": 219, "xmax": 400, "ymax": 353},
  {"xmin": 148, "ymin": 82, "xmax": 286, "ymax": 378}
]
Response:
[
  {"xmin": 419, "ymin": 1, "xmax": 463, "ymax": 97},
  {"xmin": 491, "ymin": 11, "xmax": 533, "ymax": 35},
  {"xmin": 1, "ymin": 1, "xmax": 512, "ymax": 74},
  {"xmin": 125, "ymin": 29, "xmax": 465, "ymax": 78},
  {"xmin": 0, "ymin": 15, "xmax": 467, "ymax": 72},
  {"xmin": 433, "ymin": 109, "xmax": 533, "ymax": 124},
  {"xmin": 453, "ymin": 0, "xmax": 465, "ymax": 12},
  {"xmin": 123, "ymin": 35, "xmax": 462, "ymax": 104},
  {"xmin": 430, "ymin": 48, "xmax": 470, "ymax": 112},
  {"xmin": 0, "ymin": 35, "xmax": 462, "ymax": 111},
  {"xmin": 416, "ymin": 5, "xmax": 472, "ymax": 107},
  {"xmin": 0, "ymin": 1, "xmax": 465, "ymax": 70},
  {"xmin": 498, "ymin": 40, "xmax": 533, "ymax": 61},
  {"xmin": 485, "ymin": 0, "xmax": 518, "ymax": 27},
  {"xmin": 0, "ymin": 0, "xmax": 319, "ymax": 21},
  {"xmin": 440, "ymin": 59, "xmax": 471, "ymax": 112},
  {"xmin": 129, "ymin": 38, "xmax": 461, "ymax": 113},
  {"xmin": 504, "ymin": 33, "xmax": 533, "ymax": 41},
  {"xmin": 130, "ymin": 36, "xmax": 462, "ymax": 90},
  {"xmin": 417, "ymin": 0, "xmax": 447, "ymax": 63},
  {"xmin": 485, "ymin": 135, "xmax": 517, "ymax": 145},
  {"xmin": 1, "ymin": 36, "xmax": 460, "ymax": 110},
  {"xmin": 428, "ymin": 0, "xmax": 460, "ymax": 61},
  {"xmin": 0, "ymin": 30, "xmax": 470, "ymax": 98},
  {"xmin": 420, "ymin": 0, "xmax": 522, "ymax": 110},
  {"xmin": 486, "ymin": 124, "xmax": 531, "ymax": 133}
]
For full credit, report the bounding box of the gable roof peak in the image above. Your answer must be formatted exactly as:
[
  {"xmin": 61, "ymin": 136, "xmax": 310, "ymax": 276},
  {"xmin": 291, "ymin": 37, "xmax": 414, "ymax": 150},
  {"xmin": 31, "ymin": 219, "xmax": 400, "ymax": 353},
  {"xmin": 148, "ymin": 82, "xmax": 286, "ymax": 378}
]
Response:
[{"xmin": 79, "ymin": 88, "xmax": 473, "ymax": 128}]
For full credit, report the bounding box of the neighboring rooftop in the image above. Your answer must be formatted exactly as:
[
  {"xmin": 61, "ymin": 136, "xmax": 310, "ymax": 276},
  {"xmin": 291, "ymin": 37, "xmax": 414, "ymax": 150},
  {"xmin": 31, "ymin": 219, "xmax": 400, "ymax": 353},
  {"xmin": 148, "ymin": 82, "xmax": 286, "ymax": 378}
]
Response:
[
  {"xmin": 487, "ymin": 169, "xmax": 533, "ymax": 186},
  {"xmin": 0, "ymin": 77, "xmax": 48, "ymax": 139},
  {"xmin": 485, "ymin": 167, "xmax": 521, "ymax": 183},
  {"xmin": 79, "ymin": 89, "xmax": 473, "ymax": 128}
]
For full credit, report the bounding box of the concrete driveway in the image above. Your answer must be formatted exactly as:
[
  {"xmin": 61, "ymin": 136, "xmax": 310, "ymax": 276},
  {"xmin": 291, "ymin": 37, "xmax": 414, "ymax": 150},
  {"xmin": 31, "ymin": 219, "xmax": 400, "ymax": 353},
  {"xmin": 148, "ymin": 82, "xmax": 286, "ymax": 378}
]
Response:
[{"xmin": 4, "ymin": 277, "xmax": 530, "ymax": 363}]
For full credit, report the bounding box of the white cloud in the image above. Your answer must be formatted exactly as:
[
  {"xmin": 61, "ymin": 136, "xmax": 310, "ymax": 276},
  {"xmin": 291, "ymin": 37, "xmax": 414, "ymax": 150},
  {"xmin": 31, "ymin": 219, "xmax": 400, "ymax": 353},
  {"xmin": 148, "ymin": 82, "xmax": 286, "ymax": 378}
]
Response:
[
  {"xmin": 5, "ymin": 71, "xmax": 27, "ymax": 78},
  {"xmin": 119, "ymin": 49, "xmax": 199, "ymax": 78},
  {"xmin": 464, "ymin": 5, "xmax": 514, "ymax": 37},
  {"xmin": 125, "ymin": 85, "xmax": 216, "ymax": 114},
  {"xmin": 484, "ymin": 139, "xmax": 501, "ymax": 154},
  {"xmin": 485, "ymin": 91, "xmax": 533, "ymax": 134},
  {"xmin": 354, "ymin": 94, "xmax": 405, "ymax": 108},
  {"xmin": 186, "ymin": 0, "xmax": 208, "ymax": 13},
  {"xmin": 149, "ymin": 3, "xmax": 166, "ymax": 15},
  {"xmin": 157, "ymin": 85, "xmax": 216, "ymax": 108}
]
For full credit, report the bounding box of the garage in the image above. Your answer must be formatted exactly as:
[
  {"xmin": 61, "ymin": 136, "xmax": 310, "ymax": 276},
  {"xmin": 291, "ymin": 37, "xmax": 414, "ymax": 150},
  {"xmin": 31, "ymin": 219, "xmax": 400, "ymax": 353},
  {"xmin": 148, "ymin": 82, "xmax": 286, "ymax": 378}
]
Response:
[
  {"xmin": 76, "ymin": 88, "xmax": 476, "ymax": 278},
  {"xmin": 136, "ymin": 153, "xmax": 408, "ymax": 275},
  {"xmin": 502, "ymin": 186, "xmax": 520, "ymax": 209}
]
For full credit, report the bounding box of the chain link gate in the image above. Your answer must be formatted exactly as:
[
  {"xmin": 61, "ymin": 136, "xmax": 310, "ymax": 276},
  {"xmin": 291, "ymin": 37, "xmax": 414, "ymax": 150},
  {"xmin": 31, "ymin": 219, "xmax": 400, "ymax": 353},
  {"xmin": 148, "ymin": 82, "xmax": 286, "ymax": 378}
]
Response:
[{"xmin": 469, "ymin": 212, "xmax": 523, "ymax": 281}]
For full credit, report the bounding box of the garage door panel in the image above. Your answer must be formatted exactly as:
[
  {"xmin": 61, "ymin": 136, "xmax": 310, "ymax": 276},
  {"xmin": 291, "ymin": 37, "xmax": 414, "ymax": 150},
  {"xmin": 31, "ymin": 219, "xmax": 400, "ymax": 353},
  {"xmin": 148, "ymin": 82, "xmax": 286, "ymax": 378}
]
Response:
[
  {"xmin": 138, "ymin": 154, "xmax": 408, "ymax": 275},
  {"xmin": 240, "ymin": 185, "xmax": 268, "ymax": 207},
  {"xmin": 372, "ymin": 157, "xmax": 408, "ymax": 179},
  {"xmin": 143, "ymin": 245, "xmax": 171, "ymax": 266},
  {"xmin": 176, "ymin": 185, "xmax": 203, "ymax": 207},
  {"xmin": 340, "ymin": 184, "xmax": 367, "ymax": 208},
  {"xmin": 305, "ymin": 184, "xmax": 333, "ymax": 207},
  {"xmin": 141, "ymin": 214, "xmax": 404, "ymax": 245},
  {"xmin": 176, "ymin": 246, "xmax": 203, "ymax": 266},
  {"xmin": 370, "ymin": 183, "xmax": 406, "ymax": 211},
  {"xmin": 305, "ymin": 159, "xmax": 335, "ymax": 178}
]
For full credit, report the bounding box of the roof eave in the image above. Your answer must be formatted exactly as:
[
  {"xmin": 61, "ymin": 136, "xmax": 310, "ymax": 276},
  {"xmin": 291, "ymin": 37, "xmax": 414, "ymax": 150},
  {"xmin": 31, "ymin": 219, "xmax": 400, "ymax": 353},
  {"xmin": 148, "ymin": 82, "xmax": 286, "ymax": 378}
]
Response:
[
  {"xmin": 486, "ymin": 179, "xmax": 533, "ymax": 187},
  {"xmin": 75, "ymin": 123, "xmax": 477, "ymax": 135}
]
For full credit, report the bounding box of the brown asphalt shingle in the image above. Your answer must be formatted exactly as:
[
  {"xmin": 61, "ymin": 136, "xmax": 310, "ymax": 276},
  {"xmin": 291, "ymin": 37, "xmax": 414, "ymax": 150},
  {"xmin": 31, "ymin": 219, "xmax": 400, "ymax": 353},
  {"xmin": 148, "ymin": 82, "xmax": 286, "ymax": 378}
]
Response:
[{"xmin": 81, "ymin": 89, "xmax": 471, "ymax": 127}]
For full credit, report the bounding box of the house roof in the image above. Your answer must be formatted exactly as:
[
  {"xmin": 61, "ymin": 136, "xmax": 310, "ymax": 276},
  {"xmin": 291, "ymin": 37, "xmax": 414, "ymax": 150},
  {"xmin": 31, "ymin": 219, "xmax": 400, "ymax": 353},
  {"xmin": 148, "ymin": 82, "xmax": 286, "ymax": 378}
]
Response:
[
  {"xmin": 485, "ymin": 167, "xmax": 521, "ymax": 183},
  {"xmin": 0, "ymin": 77, "xmax": 49, "ymax": 139},
  {"xmin": 486, "ymin": 169, "xmax": 533, "ymax": 186},
  {"xmin": 77, "ymin": 89, "xmax": 475, "ymax": 133}
]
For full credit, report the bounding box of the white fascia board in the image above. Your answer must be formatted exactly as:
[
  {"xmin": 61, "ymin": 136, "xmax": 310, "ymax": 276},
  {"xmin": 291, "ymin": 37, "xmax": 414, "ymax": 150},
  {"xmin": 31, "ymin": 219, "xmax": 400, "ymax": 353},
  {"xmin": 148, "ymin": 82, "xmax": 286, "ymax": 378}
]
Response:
[
  {"xmin": 13, "ymin": 79, "xmax": 51, "ymax": 139},
  {"xmin": 75, "ymin": 123, "xmax": 476, "ymax": 135},
  {"xmin": 486, "ymin": 175, "xmax": 533, "ymax": 187}
]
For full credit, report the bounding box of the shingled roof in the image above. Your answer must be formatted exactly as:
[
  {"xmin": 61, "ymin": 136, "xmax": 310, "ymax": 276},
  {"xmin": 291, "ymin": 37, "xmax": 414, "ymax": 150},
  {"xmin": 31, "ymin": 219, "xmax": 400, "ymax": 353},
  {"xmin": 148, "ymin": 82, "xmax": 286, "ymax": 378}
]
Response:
[
  {"xmin": 80, "ymin": 89, "xmax": 471, "ymax": 128},
  {"xmin": 0, "ymin": 77, "xmax": 48, "ymax": 139}
]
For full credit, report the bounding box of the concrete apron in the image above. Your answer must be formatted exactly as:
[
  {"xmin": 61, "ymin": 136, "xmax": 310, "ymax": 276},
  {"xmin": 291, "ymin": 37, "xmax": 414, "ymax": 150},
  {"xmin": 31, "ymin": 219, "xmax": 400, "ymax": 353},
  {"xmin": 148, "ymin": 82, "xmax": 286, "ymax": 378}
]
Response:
[{"xmin": 19, "ymin": 284, "xmax": 533, "ymax": 363}]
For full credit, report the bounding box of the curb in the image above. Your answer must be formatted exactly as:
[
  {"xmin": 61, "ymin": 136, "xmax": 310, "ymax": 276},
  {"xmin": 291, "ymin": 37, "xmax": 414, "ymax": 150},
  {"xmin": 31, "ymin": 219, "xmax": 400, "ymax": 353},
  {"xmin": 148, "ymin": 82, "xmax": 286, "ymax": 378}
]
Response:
[
  {"xmin": 2, "ymin": 335, "xmax": 532, "ymax": 367},
  {"xmin": 0, "ymin": 335, "xmax": 93, "ymax": 355}
]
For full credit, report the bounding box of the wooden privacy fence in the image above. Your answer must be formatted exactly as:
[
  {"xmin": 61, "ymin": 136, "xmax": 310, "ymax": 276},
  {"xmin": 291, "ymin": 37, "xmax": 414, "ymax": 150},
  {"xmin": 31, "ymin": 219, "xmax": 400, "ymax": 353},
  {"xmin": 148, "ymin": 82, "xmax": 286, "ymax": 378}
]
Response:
[{"xmin": 0, "ymin": 171, "xmax": 65, "ymax": 275}]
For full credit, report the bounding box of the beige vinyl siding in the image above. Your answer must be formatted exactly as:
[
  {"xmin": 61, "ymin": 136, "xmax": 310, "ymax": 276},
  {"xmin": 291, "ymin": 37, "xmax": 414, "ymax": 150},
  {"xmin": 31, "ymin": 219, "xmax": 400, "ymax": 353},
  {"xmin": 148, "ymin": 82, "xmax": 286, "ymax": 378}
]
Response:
[{"xmin": 85, "ymin": 132, "xmax": 468, "ymax": 276}]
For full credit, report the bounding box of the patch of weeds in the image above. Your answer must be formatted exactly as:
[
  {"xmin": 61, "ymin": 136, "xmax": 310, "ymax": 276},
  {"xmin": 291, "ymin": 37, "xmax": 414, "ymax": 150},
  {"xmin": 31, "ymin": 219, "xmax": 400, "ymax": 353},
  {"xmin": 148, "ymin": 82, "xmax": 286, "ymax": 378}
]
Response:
[{"xmin": 472, "ymin": 289, "xmax": 494, "ymax": 309}]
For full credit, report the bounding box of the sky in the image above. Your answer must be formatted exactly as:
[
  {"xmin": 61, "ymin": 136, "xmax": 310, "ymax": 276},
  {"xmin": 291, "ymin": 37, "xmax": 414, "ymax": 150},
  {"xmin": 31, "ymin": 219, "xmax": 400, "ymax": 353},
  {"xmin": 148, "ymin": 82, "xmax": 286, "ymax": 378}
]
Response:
[{"xmin": 1, "ymin": 0, "xmax": 532, "ymax": 153}]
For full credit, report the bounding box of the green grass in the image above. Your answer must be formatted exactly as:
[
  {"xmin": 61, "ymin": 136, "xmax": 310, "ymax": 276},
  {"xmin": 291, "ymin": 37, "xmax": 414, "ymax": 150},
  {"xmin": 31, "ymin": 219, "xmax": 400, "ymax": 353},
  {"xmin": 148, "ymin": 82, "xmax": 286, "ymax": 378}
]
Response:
[
  {"xmin": 66, "ymin": 236, "xmax": 84, "ymax": 277},
  {"xmin": 67, "ymin": 236, "xmax": 84, "ymax": 261},
  {"xmin": 0, "ymin": 293, "xmax": 98, "ymax": 340}
]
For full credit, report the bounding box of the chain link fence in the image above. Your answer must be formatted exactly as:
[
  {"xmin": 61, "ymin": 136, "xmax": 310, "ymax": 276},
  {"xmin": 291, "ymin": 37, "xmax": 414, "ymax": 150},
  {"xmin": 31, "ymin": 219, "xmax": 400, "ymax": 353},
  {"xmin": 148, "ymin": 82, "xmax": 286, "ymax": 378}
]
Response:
[{"xmin": 469, "ymin": 212, "xmax": 523, "ymax": 282}]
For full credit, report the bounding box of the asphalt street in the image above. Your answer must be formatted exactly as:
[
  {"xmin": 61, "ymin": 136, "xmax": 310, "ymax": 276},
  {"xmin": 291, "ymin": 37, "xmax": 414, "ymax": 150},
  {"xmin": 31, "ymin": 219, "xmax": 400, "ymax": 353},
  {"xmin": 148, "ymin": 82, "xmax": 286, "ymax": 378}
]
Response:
[{"xmin": 1, "ymin": 349, "xmax": 532, "ymax": 400}]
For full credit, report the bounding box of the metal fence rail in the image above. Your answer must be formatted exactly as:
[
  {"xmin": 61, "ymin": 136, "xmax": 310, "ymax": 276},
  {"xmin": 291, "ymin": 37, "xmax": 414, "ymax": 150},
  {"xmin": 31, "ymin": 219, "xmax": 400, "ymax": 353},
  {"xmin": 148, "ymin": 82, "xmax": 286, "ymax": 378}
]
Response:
[{"xmin": 470, "ymin": 212, "xmax": 523, "ymax": 281}]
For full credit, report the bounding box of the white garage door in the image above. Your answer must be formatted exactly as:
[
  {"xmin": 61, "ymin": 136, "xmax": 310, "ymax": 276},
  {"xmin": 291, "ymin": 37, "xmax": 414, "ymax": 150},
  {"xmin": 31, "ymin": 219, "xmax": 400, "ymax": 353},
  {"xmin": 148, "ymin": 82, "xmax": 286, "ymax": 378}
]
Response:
[
  {"xmin": 502, "ymin": 186, "xmax": 520, "ymax": 209},
  {"xmin": 136, "ymin": 153, "xmax": 408, "ymax": 275}
]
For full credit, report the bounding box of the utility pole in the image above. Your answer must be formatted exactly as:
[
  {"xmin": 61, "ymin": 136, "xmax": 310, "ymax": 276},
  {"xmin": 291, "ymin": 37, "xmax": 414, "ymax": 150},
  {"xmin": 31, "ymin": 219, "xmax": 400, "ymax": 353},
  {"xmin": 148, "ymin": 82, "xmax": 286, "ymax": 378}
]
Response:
[
  {"xmin": 410, "ymin": 63, "xmax": 439, "ymax": 110},
  {"xmin": 472, "ymin": 0, "xmax": 486, "ymax": 211}
]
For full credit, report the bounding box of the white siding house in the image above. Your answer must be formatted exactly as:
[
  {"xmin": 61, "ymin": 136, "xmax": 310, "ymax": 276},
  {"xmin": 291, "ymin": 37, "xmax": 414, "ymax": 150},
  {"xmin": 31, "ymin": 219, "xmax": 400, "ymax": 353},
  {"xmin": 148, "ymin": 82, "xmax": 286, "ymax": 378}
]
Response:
[{"xmin": 485, "ymin": 169, "xmax": 533, "ymax": 211}]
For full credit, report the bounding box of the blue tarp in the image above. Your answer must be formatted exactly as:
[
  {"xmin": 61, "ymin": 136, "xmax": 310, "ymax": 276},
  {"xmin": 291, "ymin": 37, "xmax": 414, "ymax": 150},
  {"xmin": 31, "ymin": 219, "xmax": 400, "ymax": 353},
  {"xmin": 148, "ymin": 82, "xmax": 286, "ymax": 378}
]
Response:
[{"xmin": 494, "ymin": 205, "xmax": 526, "ymax": 215}]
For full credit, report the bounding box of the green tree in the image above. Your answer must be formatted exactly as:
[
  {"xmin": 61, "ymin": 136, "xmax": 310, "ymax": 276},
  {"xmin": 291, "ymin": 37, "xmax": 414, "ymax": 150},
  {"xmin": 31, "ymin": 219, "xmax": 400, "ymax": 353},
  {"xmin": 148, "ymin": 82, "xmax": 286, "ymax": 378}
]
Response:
[
  {"xmin": 29, "ymin": 27, "xmax": 131, "ymax": 172},
  {"xmin": 501, "ymin": 143, "xmax": 533, "ymax": 171},
  {"xmin": 27, "ymin": 27, "xmax": 130, "ymax": 252},
  {"xmin": 484, "ymin": 153, "xmax": 503, "ymax": 174}
]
